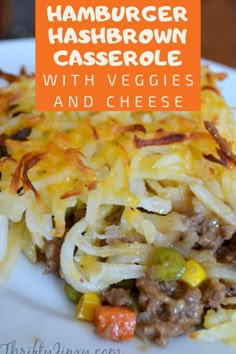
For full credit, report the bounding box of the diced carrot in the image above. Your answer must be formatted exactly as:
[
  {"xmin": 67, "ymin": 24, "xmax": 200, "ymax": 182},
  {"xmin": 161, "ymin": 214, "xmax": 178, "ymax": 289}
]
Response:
[{"xmin": 94, "ymin": 306, "xmax": 137, "ymax": 342}]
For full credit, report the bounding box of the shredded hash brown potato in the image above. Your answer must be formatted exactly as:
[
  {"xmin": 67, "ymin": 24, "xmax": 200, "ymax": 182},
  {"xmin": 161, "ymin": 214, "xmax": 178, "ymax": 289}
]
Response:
[
  {"xmin": 190, "ymin": 297, "xmax": 236, "ymax": 346},
  {"xmin": 1, "ymin": 66, "xmax": 236, "ymax": 347}
]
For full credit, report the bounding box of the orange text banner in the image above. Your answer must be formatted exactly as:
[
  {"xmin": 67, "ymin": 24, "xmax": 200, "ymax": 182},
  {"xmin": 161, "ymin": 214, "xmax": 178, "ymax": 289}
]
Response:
[{"xmin": 35, "ymin": 0, "xmax": 201, "ymax": 111}]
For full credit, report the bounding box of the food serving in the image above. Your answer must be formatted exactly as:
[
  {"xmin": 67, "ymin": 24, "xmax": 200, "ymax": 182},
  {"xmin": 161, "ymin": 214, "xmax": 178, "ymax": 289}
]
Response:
[{"xmin": 0, "ymin": 66, "xmax": 236, "ymax": 347}]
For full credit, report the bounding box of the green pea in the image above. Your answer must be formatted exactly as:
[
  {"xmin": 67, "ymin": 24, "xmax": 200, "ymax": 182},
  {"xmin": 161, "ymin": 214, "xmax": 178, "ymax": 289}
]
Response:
[
  {"xmin": 64, "ymin": 283, "xmax": 82, "ymax": 304},
  {"xmin": 146, "ymin": 247, "xmax": 186, "ymax": 281}
]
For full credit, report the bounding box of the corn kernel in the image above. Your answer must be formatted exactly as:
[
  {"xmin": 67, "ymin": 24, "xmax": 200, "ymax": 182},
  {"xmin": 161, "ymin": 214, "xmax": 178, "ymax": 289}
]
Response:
[
  {"xmin": 76, "ymin": 293, "xmax": 101, "ymax": 321},
  {"xmin": 180, "ymin": 259, "xmax": 206, "ymax": 287}
]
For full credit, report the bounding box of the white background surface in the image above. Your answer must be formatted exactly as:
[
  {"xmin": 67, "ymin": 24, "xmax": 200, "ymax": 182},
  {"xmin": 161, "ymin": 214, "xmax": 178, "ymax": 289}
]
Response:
[{"xmin": 0, "ymin": 38, "xmax": 236, "ymax": 354}]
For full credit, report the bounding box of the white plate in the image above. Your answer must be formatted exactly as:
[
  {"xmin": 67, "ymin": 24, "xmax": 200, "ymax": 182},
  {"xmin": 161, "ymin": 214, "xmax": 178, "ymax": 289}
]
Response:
[{"xmin": 0, "ymin": 38, "xmax": 236, "ymax": 354}]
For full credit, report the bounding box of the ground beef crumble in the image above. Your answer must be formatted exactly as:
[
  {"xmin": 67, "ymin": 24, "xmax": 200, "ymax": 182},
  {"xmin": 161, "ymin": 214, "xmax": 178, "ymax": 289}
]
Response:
[
  {"xmin": 189, "ymin": 214, "xmax": 234, "ymax": 252},
  {"xmin": 101, "ymin": 287, "xmax": 133, "ymax": 307},
  {"xmin": 99, "ymin": 215, "xmax": 236, "ymax": 347},
  {"xmin": 101, "ymin": 274, "xmax": 233, "ymax": 347},
  {"xmin": 217, "ymin": 232, "xmax": 236, "ymax": 266},
  {"xmin": 135, "ymin": 277, "xmax": 203, "ymax": 347},
  {"xmin": 43, "ymin": 238, "xmax": 64, "ymax": 275},
  {"xmin": 200, "ymin": 278, "xmax": 226, "ymax": 308},
  {"xmin": 102, "ymin": 278, "xmax": 204, "ymax": 347}
]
